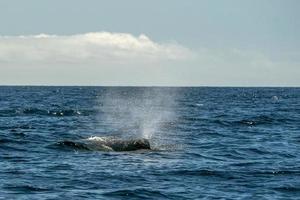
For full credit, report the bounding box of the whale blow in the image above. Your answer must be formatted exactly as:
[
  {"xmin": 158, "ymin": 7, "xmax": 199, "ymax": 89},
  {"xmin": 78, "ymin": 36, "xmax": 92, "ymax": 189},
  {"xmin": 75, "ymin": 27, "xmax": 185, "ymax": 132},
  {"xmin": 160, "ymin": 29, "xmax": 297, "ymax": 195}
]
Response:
[{"xmin": 57, "ymin": 136, "xmax": 151, "ymax": 152}]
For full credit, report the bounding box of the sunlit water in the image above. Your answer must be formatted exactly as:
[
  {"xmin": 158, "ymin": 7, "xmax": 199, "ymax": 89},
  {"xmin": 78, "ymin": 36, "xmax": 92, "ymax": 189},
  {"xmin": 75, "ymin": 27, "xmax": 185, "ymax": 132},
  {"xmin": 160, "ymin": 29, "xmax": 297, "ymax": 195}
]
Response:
[{"xmin": 0, "ymin": 86, "xmax": 299, "ymax": 199}]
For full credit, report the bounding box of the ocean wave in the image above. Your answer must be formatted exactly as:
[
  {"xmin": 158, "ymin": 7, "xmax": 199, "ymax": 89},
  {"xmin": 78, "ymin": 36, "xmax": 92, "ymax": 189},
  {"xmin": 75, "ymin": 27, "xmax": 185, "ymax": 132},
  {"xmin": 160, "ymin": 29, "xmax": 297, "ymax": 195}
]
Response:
[
  {"xmin": 0, "ymin": 87, "xmax": 299, "ymax": 199},
  {"xmin": 102, "ymin": 188, "xmax": 169, "ymax": 199},
  {"xmin": 254, "ymin": 170, "xmax": 300, "ymax": 176},
  {"xmin": 3, "ymin": 184, "xmax": 51, "ymax": 192},
  {"xmin": 166, "ymin": 169, "xmax": 235, "ymax": 180},
  {"xmin": 0, "ymin": 144, "xmax": 29, "ymax": 152},
  {"xmin": 166, "ymin": 169, "xmax": 300, "ymax": 179},
  {"xmin": 0, "ymin": 138, "xmax": 14, "ymax": 144},
  {"xmin": 209, "ymin": 114, "xmax": 292, "ymax": 127},
  {"xmin": 273, "ymin": 186, "xmax": 300, "ymax": 193},
  {"xmin": 235, "ymin": 115, "xmax": 275, "ymax": 126},
  {"xmin": 0, "ymin": 108, "xmax": 96, "ymax": 117}
]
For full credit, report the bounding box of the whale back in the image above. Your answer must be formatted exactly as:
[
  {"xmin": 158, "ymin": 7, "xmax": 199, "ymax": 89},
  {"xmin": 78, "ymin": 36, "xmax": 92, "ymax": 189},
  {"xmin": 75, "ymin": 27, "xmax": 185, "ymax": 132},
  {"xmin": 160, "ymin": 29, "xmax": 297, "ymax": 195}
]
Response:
[
  {"xmin": 105, "ymin": 138, "xmax": 151, "ymax": 151},
  {"xmin": 57, "ymin": 137, "xmax": 151, "ymax": 152}
]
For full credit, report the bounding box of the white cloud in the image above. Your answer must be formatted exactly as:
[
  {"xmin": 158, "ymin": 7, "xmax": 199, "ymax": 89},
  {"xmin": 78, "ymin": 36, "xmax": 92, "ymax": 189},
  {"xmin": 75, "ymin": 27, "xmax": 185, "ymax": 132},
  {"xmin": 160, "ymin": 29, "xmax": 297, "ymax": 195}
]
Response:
[
  {"xmin": 0, "ymin": 32, "xmax": 299, "ymax": 86},
  {"xmin": 0, "ymin": 32, "xmax": 193, "ymax": 64}
]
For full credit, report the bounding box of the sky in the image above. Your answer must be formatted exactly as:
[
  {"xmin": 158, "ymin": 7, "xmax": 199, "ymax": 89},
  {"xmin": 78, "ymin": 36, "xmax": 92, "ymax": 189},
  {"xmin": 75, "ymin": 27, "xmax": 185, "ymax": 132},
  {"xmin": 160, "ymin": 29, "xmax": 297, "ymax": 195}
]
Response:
[{"xmin": 0, "ymin": 0, "xmax": 299, "ymax": 86}]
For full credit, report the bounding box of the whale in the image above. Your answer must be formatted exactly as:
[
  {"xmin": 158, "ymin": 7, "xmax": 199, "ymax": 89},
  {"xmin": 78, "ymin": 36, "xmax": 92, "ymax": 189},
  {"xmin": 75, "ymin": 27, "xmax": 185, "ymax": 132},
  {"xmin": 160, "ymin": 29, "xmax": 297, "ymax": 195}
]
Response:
[{"xmin": 57, "ymin": 136, "xmax": 151, "ymax": 152}]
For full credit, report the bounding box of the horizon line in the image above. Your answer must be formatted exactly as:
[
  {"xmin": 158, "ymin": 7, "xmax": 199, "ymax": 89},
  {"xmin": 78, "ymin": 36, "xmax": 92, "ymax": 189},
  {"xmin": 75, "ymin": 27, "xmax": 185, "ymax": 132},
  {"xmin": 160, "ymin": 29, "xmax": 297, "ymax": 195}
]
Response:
[{"xmin": 0, "ymin": 84, "xmax": 299, "ymax": 88}]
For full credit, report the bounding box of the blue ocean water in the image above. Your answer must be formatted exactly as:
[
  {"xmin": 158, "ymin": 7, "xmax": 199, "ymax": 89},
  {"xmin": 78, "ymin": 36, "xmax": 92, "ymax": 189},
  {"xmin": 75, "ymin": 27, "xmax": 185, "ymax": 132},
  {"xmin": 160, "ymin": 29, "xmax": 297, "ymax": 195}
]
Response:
[{"xmin": 0, "ymin": 86, "xmax": 299, "ymax": 199}]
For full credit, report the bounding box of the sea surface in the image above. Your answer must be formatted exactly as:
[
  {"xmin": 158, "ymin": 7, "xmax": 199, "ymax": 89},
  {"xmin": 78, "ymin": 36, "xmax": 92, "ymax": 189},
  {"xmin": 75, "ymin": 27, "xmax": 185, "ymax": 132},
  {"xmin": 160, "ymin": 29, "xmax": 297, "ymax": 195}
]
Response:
[{"xmin": 0, "ymin": 86, "xmax": 299, "ymax": 199}]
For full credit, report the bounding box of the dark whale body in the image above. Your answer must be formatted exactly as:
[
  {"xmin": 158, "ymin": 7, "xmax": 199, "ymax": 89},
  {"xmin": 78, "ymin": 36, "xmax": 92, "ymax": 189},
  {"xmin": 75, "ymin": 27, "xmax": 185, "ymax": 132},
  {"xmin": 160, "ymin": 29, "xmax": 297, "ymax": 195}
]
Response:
[
  {"xmin": 58, "ymin": 137, "xmax": 151, "ymax": 152},
  {"xmin": 98, "ymin": 138, "xmax": 151, "ymax": 151}
]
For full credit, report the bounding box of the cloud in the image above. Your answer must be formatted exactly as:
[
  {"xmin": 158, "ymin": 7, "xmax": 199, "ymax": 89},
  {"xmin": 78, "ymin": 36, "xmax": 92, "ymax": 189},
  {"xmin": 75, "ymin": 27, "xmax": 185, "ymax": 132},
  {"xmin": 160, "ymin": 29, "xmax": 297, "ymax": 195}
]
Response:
[
  {"xmin": 0, "ymin": 32, "xmax": 299, "ymax": 86},
  {"xmin": 0, "ymin": 32, "xmax": 193, "ymax": 64}
]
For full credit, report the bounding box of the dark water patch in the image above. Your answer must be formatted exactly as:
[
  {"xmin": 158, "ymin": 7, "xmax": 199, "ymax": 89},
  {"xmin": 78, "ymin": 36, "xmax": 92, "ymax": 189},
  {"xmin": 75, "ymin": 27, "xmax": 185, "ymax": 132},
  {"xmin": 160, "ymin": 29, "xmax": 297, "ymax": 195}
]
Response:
[
  {"xmin": 234, "ymin": 115, "xmax": 293, "ymax": 127},
  {"xmin": 211, "ymin": 119, "xmax": 232, "ymax": 126},
  {"xmin": 3, "ymin": 184, "xmax": 51, "ymax": 193},
  {"xmin": 0, "ymin": 109, "xmax": 20, "ymax": 117},
  {"xmin": 1, "ymin": 155, "xmax": 29, "ymax": 161},
  {"xmin": 0, "ymin": 138, "xmax": 14, "ymax": 143},
  {"xmin": 10, "ymin": 130, "xmax": 26, "ymax": 137},
  {"xmin": 220, "ymin": 153, "xmax": 246, "ymax": 160},
  {"xmin": 244, "ymin": 147, "xmax": 272, "ymax": 155},
  {"xmin": 254, "ymin": 170, "xmax": 300, "ymax": 176},
  {"xmin": 46, "ymin": 164, "xmax": 74, "ymax": 171},
  {"xmin": 229, "ymin": 161, "xmax": 261, "ymax": 167},
  {"xmin": 167, "ymin": 169, "xmax": 300, "ymax": 180},
  {"xmin": 0, "ymin": 136, "xmax": 31, "ymax": 145},
  {"xmin": 1, "ymin": 153, "xmax": 32, "ymax": 163},
  {"xmin": 22, "ymin": 108, "xmax": 49, "ymax": 115},
  {"xmin": 18, "ymin": 124, "xmax": 35, "ymax": 130},
  {"xmin": 273, "ymin": 186, "xmax": 300, "ymax": 193},
  {"xmin": 167, "ymin": 169, "xmax": 236, "ymax": 180},
  {"xmin": 197, "ymin": 129, "xmax": 226, "ymax": 137},
  {"xmin": 2, "ymin": 169, "xmax": 27, "ymax": 175},
  {"xmin": 0, "ymin": 144, "xmax": 30, "ymax": 152},
  {"xmin": 180, "ymin": 116, "xmax": 203, "ymax": 123},
  {"xmin": 185, "ymin": 152, "xmax": 225, "ymax": 161},
  {"xmin": 209, "ymin": 114, "xmax": 293, "ymax": 128},
  {"xmin": 57, "ymin": 179, "xmax": 99, "ymax": 191},
  {"xmin": 102, "ymin": 188, "xmax": 169, "ymax": 199},
  {"xmin": 0, "ymin": 124, "xmax": 35, "ymax": 131}
]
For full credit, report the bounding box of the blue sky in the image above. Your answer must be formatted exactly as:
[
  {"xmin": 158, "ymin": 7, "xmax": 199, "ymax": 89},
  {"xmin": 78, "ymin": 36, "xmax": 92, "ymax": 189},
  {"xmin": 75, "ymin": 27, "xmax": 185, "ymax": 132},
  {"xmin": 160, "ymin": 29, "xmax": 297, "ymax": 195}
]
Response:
[{"xmin": 0, "ymin": 0, "xmax": 299, "ymax": 86}]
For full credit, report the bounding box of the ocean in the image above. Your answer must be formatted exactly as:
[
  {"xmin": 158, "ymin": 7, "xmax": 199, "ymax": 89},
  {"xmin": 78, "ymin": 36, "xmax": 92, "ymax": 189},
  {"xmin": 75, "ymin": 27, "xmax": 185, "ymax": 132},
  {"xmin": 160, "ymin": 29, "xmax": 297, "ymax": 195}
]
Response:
[{"xmin": 0, "ymin": 86, "xmax": 299, "ymax": 199}]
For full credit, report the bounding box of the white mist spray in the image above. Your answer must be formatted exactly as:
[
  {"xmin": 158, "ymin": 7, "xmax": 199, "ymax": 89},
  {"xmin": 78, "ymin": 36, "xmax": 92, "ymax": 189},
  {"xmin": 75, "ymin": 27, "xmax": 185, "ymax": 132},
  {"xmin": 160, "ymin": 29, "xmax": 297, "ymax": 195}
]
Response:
[{"xmin": 97, "ymin": 87, "xmax": 178, "ymax": 148}]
